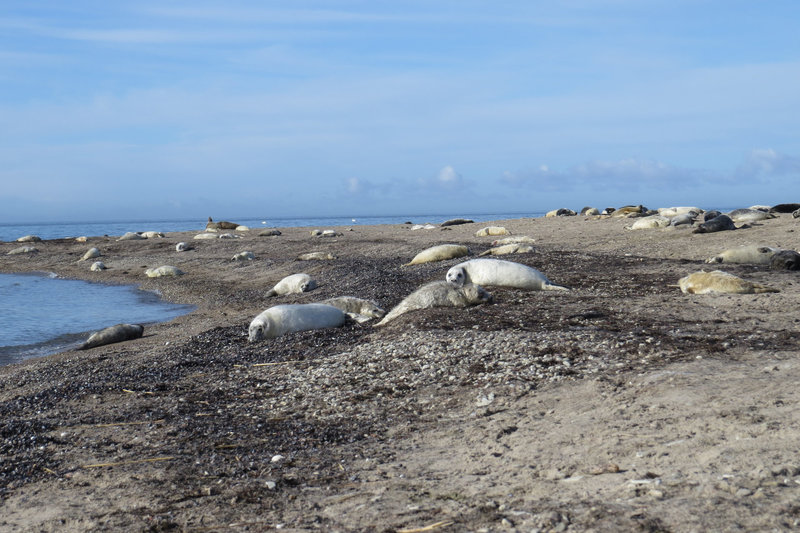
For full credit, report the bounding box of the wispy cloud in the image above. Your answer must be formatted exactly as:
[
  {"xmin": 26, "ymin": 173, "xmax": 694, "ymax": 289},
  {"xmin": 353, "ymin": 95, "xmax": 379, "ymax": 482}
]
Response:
[{"xmin": 735, "ymin": 148, "xmax": 800, "ymax": 180}]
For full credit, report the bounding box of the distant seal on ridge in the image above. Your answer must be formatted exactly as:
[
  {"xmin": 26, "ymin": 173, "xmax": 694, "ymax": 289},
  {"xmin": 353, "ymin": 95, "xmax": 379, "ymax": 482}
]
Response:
[
  {"xmin": 206, "ymin": 217, "xmax": 239, "ymax": 230},
  {"xmin": 375, "ymin": 281, "xmax": 492, "ymax": 326},
  {"xmin": 248, "ymin": 304, "xmax": 345, "ymax": 341},
  {"xmin": 440, "ymin": 218, "xmax": 474, "ymax": 227},
  {"xmin": 78, "ymin": 324, "xmax": 144, "ymax": 350},
  {"xmin": 266, "ymin": 273, "xmax": 317, "ymax": 297},
  {"xmin": 446, "ymin": 258, "xmax": 569, "ymax": 291}
]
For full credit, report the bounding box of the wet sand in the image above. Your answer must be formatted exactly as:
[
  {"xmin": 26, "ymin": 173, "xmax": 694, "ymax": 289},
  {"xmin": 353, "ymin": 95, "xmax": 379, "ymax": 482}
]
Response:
[{"xmin": 1, "ymin": 214, "xmax": 800, "ymax": 531}]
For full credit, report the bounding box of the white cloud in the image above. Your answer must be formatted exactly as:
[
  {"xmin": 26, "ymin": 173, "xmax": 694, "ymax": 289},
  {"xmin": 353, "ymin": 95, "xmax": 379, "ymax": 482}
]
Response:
[{"xmin": 735, "ymin": 148, "xmax": 800, "ymax": 179}]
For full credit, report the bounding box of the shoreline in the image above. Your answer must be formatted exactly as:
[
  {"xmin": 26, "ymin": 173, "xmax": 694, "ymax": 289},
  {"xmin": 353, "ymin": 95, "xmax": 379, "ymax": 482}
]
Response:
[{"xmin": 2, "ymin": 214, "xmax": 800, "ymax": 531}]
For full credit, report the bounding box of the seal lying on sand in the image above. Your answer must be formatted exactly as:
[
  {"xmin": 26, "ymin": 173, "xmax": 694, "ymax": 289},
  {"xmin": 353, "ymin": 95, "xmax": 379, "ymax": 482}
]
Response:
[
  {"xmin": 677, "ymin": 270, "xmax": 779, "ymax": 294},
  {"xmin": 248, "ymin": 304, "xmax": 345, "ymax": 341},
  {"xmin": 7, "ymin": 246, "xmax": 38, "ymax": 255},
  {"xmin": 770, "ymin": 203, "xmax": 800, "ymax": 214},
  {"xmin": 266, "ymin": 273, "xmax": 317, "ymax": 297},
  {"xmin": 79, "ymin": 247, "xmax": 102, "ymax": 261},
  {"xmin": 770, "ymin": 250, "xmax": 800, "ymax": 270},
  {"xmin": 693, "ymin": 214, "xmax": 736, "ymax": 234},
  {"xmin": 446, "ymin": 258, "xmax": 569, "ymax": 291},
  {"xmin": 145, "ymin": 265, "xmax": 185, "ymax": 278},
  {"xmin": 475, "ymin": 226, "xmax": 510, "ymax": 237},
  {"xmin": 78, "ymin": 324, "xmax": 144, "ymax": 350},
  {"xmin": 375, "ymin": 281, "xmax": 492, "ymax": 326},
  {"xmin": 479, "ymin": 243, "xmax": 535, "ymax": 256},
  {"xmin": 297, "ymin": 251, "xmax": 336, "ymax": 261},
  {"xmin": 405, "ymin": 244, "xmax": 470, "ymax": 266},
  {"xmin": 706, "ymin": 245, "xmax": 780, "ymax": 264},
  {"xmin": 321, "ymin": 296, "xmax": 386, "ymax": 323},
  {"xmin": 727, "ymin": 208, "xmax": 775, "ymax": 223},
  {"xmin": 206, "ymin": 217, "xmax": 239, "ymax": 230},
  {"xmin": 440, "ymin": 218, "xmax": 474, "ymax": 226}
]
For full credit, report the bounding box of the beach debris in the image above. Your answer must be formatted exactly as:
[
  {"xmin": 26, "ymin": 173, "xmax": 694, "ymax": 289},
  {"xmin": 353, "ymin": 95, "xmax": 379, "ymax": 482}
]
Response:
[
  {"xmin": 145, "ymin": 265, "xmax": 185, "ymax": 278},
  {"xmin": 404, "ymin": 244, "xmax": 470, "ymax": 266}
]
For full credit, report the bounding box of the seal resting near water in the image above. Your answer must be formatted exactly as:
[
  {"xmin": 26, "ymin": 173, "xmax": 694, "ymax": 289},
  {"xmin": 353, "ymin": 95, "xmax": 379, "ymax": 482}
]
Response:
[
  {"xmin": 677, "ymin": 270, "xmax": 779, "ymax": 294},
  {"xmin": 145, "ymin": 265, "xmax": 185, "ymax": 278},
  {"xmin": 446, "ymin": 258, "xmax": 569, "ymax": 291},
  {"xmin": 78, "ymin": 323, "xmax": 144, "ymax": 350},
  {"xmin": 375, "ymin": 281, "xmax": 492, "ymax": 326},
  {"xmin": 266, "ymin": 273, "xmax": 317, "ymax": 297},
  {"xmin": 206, "ymin": 217, "xmax": 239, "ymax": 230},
  {"xmin": 248, "ymin": 304, "xmax": 345, "ymax": 341},
  {"xmin": 79, "ymin": 247, "xmax": 101, "ymax": 261},
  {"xmin": 405, "ymin": 244, "xmax": 470, "ymax": 266}
]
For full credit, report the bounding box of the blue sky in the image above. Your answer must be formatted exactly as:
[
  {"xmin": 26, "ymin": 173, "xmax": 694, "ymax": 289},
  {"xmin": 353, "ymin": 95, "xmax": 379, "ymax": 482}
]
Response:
[{"xmin": 2, "ymin": 1, "xmax": 799, "ymax": 222}]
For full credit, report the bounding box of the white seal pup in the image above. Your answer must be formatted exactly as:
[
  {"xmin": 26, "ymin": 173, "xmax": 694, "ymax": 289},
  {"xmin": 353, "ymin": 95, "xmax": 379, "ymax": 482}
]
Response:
[
  {"xmin": 693, "ymin": 214, "xmax": 735, "ymax": 234},
  {"xmin": 117, "ymin": 232, "xmax": 145, "ymax": 241},
  {"xmin": 310, "ymin": 229, "xmax": 343, "ymax": 237},
  {"xmin": 259, "ymin": 229, "xmax": 282, "ymax": 236},
  {"xmin": 677, "ymin": 270, "xmax": 778, "ymax": 294},
  {"xmin": 297, "ymin": 251, "xmax": 336, "ymax": 261},
  {"xmin": 657, "ymin": 206, "xmax": 703, "ymax": 217},
  {"xmin": 232, "ymin": 251, "xmax": 255, "ymax": 261},
  {"xmin": 410, "ymin": 224, "xmax": 437, "ymax": 230},
  {"xmin": 141, "ymin": 231, "xmax": 165, "ymax": 239},
  {"xmin": 610, "ymin": 205, "xmax": 645, "ymax": 217},
  {"xmin": 79, "ymin": 247, "xmax": 102, "ymax": 261},
  {"xmin": 248, "ymin": 303, "xmax": 346, "ymax": 341},
  {"xmin": 706, "ymin": 245, "xmax": 780, "ymax": 264},
  {"xmin": 266, "ymin": 273, "xmax": 317, "ymax": 297},
  {"xmin": 78, "ymin": 323, "xmax": 144, "ymax": 350},
  {"xmin": 479, "ymin": 243, "xmax": 535, "ymax": 256},
  {"xmin": 446, "ymin": 258, "xmax": 569, "ymax": 291},
  {"xmin": 727, "ymin": 208, "xmax": 775, "ymax": 223},
  {"xmin": 145, "ymin": 265, "xmax": 185, "ymax": 278},
  {"xmin": 475, "ymin": 226, "xmax": 510, "ymax": 237},
  {"xmin": 321, "ymin": 296, "xmax": 386, "ymax": 323},
  {"xmin": 627, "ymin": 215, "xmax": 670, "ymax": 230},
  {"xmin": 405, "ymin": 244, "xmax": 470, "ymax": 266},
  {"xmin": 375, "ymin": 281, "xmax": 492, "ymax": 326},
  {"xmin": 669, "ymin": 213, "xmax": 697, "ymax": 227},
  {"xmin": 175, "ymin": 242, "xmax": 192, "ymax": 252},
  {"xmin": 7, "ymin": 246, "xmax": 38, "ymax": 255},
  {"xmin": 193, "ymin": 233, "xmax": 219, "ymax": 240},
  {"xmin": 90, "ymin": 261, "xmax": 107, "ymax": 271},
  {"xmin": 16, "ymin": 235, "xmax": 42, "ymax": 243},
  {"xmin": 491, "ymin": 236, "xmax": 536, "ymax": 246}
]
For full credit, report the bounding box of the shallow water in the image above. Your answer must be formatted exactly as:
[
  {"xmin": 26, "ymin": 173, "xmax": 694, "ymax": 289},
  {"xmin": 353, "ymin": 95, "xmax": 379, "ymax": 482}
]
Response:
[{"xmin": 0, "ymin": 272, "xmax": 194, "ymax": 366}]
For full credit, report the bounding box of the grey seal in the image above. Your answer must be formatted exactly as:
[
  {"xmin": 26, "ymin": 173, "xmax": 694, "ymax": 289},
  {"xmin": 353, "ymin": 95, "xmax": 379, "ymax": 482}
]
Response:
[
  {"xmin": 677, "ymin": 270, "xmax": 778, "ymax": 294},
  {"xmin": 703, "ymin": 210, "xmax": 722, "ymax": 221},
  {"xmin": 770, "ymin": 203, "xmax": 800, "ymax": 214},
  {"xmin": 405, "ymin": 244, "xmax": 470, "ymax": 266},
  {"xmin": 206, "ymin": 217, "xmax": 239, "ymax": 230},
  {"xmin": 727, "ymin": 208, "xmax": 775, "ymax": 223},
  {"xmin": 78, "ymin": 324, "xmax": 144, "ymax": 350},
  {"xmin": 693, "ymin": 214, "xmax": 736, "ymax": 234},
  {"xmin": 320, "ymin": 296, "xmax": 386, "ymax": 322},
  {"xmin": 375, "ymin": 281, "xmax": 492, "ymax": 326},
  {"xmin": 440, "ymin": 218, "xmax": 474, "ymax": 226},
  {"xmin": 266, "ymin": 273, "xmax": 317, "ymax": 297},
  {"xmin": 770, "ymin": 250, "xmax": 800, "ymax": 270},
  {"xmin": 446, "ymin": 258, "xmax": 569, "ymax": 291},
  {"xmin": 248, "ymin": 303, "xmax": 345, "ymax": 341},
  {"xmin": 145, "ymin": 265, "xmax": 185, "ymax": 277},
  {"xmin": 706, "ymin": 245, "xmax": 779, "ymax": 264}
]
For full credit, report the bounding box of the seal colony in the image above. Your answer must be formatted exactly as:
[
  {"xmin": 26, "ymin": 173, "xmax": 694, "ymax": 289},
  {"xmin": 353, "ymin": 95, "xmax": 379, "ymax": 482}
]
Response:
[{"xmin": 2, "ymin": 206, "xmax": 800, "ymax": 532}]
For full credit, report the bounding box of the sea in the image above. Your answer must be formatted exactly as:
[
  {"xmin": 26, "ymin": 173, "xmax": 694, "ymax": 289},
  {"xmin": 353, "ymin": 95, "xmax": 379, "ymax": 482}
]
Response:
[{"xmin": 0, "ymin": 212, "xmax": 538, "ymax": 366}]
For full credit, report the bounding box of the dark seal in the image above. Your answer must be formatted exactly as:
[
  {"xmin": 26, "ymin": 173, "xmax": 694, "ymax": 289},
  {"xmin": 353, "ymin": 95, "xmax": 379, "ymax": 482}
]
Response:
[
  {"xmin": 693, "ymin": 214, "xmax": 736, "ymax": 234},
  {"xmin": 770, "ymin": 250, "xmax": 800, "ymax": 271},
  {"xmin": 78, "ymin": 324, "xmax": 144, "ymax": 350}
]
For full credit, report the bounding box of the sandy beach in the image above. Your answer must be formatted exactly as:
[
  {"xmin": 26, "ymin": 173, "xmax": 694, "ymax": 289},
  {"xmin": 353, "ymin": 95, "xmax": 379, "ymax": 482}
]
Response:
[{"xmin": 1, "ymin": 213, "xmax": 800, "ymax": 532}]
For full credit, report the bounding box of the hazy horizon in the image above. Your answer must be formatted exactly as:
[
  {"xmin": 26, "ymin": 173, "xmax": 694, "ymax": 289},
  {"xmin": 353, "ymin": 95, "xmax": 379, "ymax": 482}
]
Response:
[{"xmin": 2, "ymin": 2, "xmax": 798, "ymax": 223}]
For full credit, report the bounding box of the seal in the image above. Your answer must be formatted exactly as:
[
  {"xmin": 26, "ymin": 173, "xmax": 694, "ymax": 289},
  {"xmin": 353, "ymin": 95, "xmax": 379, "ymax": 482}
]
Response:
[
  {"xmin": 771, "ymin": 250, "xmax": 800, "ymax": 270},
  {"xmin": 706, "ymin": 245, "xmax": 780, "ymax": 264},
  {"xmin": 232, "ymin": 251, "xmax": 255, "ymax": 261},
  {"xmin": 175, "ymin": 242, "xmax": 193, "ymax": 252},
  {"xmin": 141, "ymin": 231, "xmax": 165, "ymax": 239},
  {"xmin": 259, "ymin": 229, "xmax": 282, "ymax": 236},
  {"xmin": 794, "ymin": 209, "xmax": 800, "ymax": 219},
  {"xmin": 440, "ymin": 218, "xmax": 474, "ymax": 226},
  {"xmin": 145, "ymin": 265, "xmax": 185, "ymax": 278},
  {"xmin": 375, "ymin": 281, "xmax": 492, "ymax": 326},
  {"xmin": 16, "ymin": 235, "xmax": 42, "ymax": 243},
  {"xmin": 475, "ymin": 226, "xmax": 511, "ymax": 237},
  {"xmin": 410, "ymin": 224, "xmax": 437, "ymax": 230},
  {"xmin": 320, "ymin": 296, "xmax": 386, "ymax": 323},
  {"xmin": 669, "ymin": 212, "xmax": 697, "ymax": 227},
  {"xmin": 248, "ymin": 303, "xmax": 346, "ymax": 341},
  {"xmin": 266, "ymin": 273, "xmax": 317, "ymax": 297},
  {"xmin": 693, "ymin": 214, "xmax": 736, "ymax": 234},
  {"xmin": 610, "ymin": 205, "xmax": 645, "ymax": 217},
  {"xmin": 297, "ymin": 251, "xmax": 336, "ymax": 261},
  {"xmin": 546, "ymin": 208, "xmax": 577, "ymax": 217},
  {"xmin": 657, "ymin": 206, "xmax": 702, "ymax": 217},
  {"xmin": 627, "ymin": 215, "xmax": 670, "ymax": 230},
  {"xmin": 193, "ymin": 233, "xmax": 220, "ymax": 240},
  {"xmin": 727, "ymin": 208, "xmax": 775, "ymax": 223},
  {"xmin": 78, "ymin": 323, "xmax": 144, "ymax": 350},
  {"xmin": 405, "ymin": 244, "xmax": 470, "ymax": 266},
  {"xmin": 491, "ymin": 236, "xmax": 536, "ymax": 246},
  {"xmin": 90, "ymin": 261, "xmax": 107, "ymax": 271},
  {"xmin": 7, "ymin": 246, "xmax": 38, "ymax": 255},
  {"xmin": 478, "ymin": 243, "xmax": 535, "ymax": 256},
  {"xmin": 581, "ymin": 207, "xmax": 600, "ymax": 216},
  {"xmin": 446, "ymin": 258, "xmax": 569, "ymax": 291},
  {"xmin": 117, "ymin": 232, "xmax": 144, "ymax": 241},
  {"xmin": 703, "ymin": 210, "xmax": 722, "ymax": 222},
  {"xmin": 79, "ymin": 247, "xmax": 102, "ymax": 261},
  {"xmin": 770, "ymin": 203, "xmax": 800, "ymax": 214},
  {"xmin": 206, "ymin": 217, "xmax": 239, "ymax": 230},
  {"xmin": 677, "ymin": 270, "xmax": 778, "ymax": 294}
]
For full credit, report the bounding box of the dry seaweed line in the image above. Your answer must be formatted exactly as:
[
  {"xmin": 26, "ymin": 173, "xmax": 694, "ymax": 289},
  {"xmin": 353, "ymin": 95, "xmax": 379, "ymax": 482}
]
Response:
[
  {"xmin": 398, "ymin": 520, "xmax": 455, "ymax": 533},
  {"xmin": 73, "ymin": 419, "xmax": 165, "ymax": 429},
  {"xmin": 81, "ymin": 456, "xmax": 176, "ymax": 469}
]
